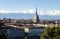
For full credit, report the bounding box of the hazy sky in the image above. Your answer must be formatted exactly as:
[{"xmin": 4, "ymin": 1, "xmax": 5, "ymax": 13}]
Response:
[
  {"xmin": 0, "ymin": 0, "xmax": 60, "ymax": 10},
  {"xmin": 0, "ymin": 0, "xmax": 60, "ymax": 19}
]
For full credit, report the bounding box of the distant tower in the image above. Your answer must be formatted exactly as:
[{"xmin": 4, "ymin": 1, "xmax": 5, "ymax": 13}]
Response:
[{"xmin": 33, "ymin": 5, "xmax": 40, "ymax": 24}]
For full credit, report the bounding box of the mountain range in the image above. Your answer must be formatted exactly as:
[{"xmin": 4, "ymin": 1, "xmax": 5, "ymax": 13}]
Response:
[{"xmin": 0, "ymin": 13, "xmax": 60, "ymax": 19}]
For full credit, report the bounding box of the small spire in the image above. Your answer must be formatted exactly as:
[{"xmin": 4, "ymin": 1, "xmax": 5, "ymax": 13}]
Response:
[{"xmin": 36, "ymin": 4, "xmax": 37, "ymax": 15}]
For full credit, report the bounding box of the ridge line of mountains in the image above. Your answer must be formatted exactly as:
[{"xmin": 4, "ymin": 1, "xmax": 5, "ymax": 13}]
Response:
[{"xmin": 0, "ymin": 13, "xmax": 60, "ymax": 19}]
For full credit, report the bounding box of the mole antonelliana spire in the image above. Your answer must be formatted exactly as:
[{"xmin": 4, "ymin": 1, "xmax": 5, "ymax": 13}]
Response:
[{"xmin": 33, "ymin": 5, "xmax": 40, "ymax": 24}]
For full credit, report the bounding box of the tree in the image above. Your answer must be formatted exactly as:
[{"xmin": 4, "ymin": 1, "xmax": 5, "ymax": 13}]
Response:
[
  {"xmin": 0, "ymin": 19, "xmax": 8, "ymax": 39},
  {"xmin": 40, "ymin": 26, "xmax": 60, "ymax": 39}
]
